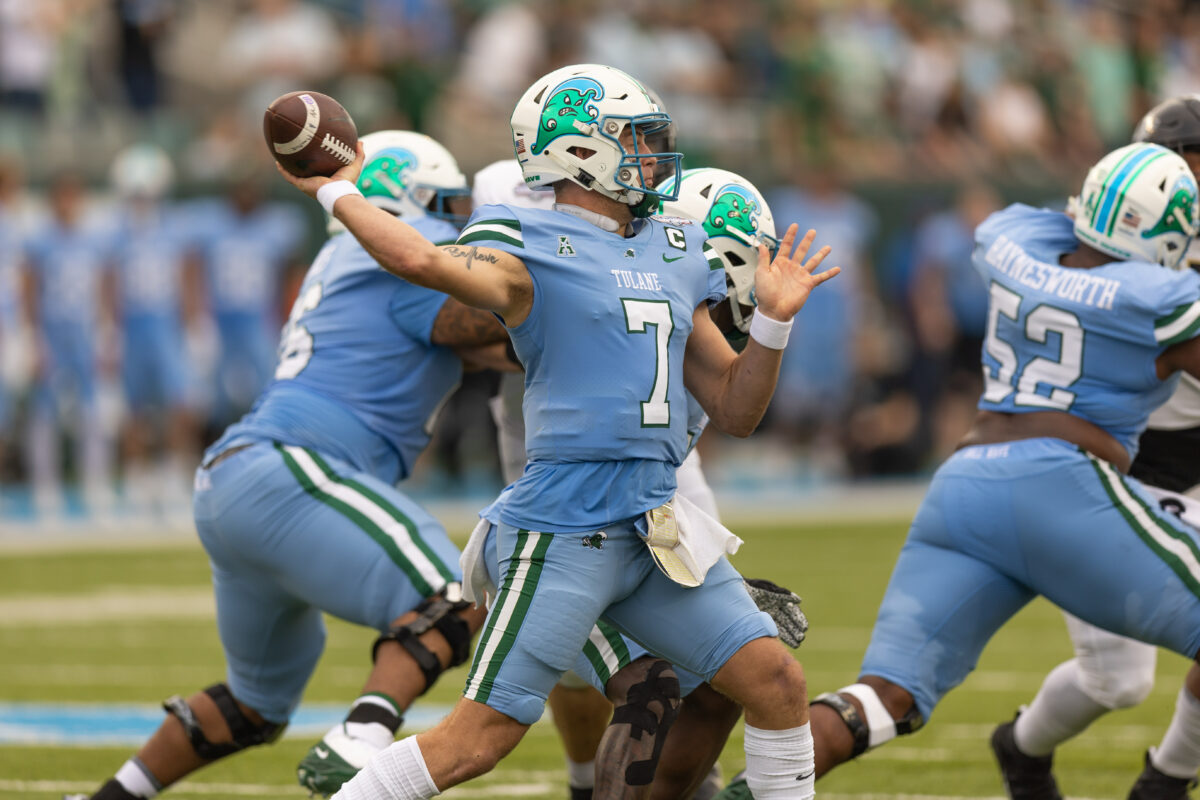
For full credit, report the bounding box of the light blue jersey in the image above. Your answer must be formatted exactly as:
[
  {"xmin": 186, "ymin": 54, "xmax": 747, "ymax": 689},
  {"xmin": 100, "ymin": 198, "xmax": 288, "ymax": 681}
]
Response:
[
  {"xmin": 112, "ymin": 205, "xmax": 196, "ymax": 409},
  {"xmin": 191, "ymin": 199, "xmax": 304, "ymax": 320},
  {"xmin": 26, "ymin": 216, "xmax": 114, "ymax": 329},
  {"xmin": 466, "ymin": 204, "xmax": 725, "ymax": 532},
  {"xmin": 207, "ymin": 215, "xmax": 463, "ymax": 486},
  {"xmin": 111, "ymin": 205, "xmax": 195, "ymax": 321},
  {"xmin": 26, "ymin": 214, "xmax": 115, "ymax": 409},
  {"xmin": 974, "ymin": 204, "xmax": 1200, "ymax": 459},
  {"xmin": 861, "ymin": 203, "xmax": 1200, "ymax": 722},
  {"xmin": 193, "ymin": 214, "xmax": 465, "ymax": 722}
]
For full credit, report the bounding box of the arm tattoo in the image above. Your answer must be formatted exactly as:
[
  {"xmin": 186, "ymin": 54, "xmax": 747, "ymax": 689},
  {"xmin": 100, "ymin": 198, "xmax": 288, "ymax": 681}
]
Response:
[
  {"xmin": 431, "ymin": 299, "xmax": 508, "ymax": 347},
  {"xmin": 442, "ymin": 245, "xmax": 499, "ymax": 271}
]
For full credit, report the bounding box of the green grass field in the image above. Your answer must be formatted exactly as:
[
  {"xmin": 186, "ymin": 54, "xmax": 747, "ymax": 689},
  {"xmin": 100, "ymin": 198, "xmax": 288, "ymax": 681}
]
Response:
[{"xmin": 0, "ymin": 511, "xmax": 1188, "ymax": 798}]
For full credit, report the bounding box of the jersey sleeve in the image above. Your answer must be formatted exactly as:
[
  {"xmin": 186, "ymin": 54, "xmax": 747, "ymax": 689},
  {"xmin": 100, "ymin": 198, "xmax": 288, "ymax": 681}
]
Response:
[
  {"xmin": 454, "ymin": 204, "xmax": 525, "ymax": 257},
  {"xmin": 700, "ymin": 241, "xmax": 728, "ymax": 306},
  {"xmin": 1145, "ymin": 271, "xmax": 1200, "ymax": 348},
  {"xmin": 389, "ymin": 281, "xmax": 450, "ymax": 345}
]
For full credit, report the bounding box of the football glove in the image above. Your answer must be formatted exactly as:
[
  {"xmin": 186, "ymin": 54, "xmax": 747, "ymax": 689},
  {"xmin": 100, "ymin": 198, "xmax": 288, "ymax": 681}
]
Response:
[{"xmin": 744, "ymin": 577, "xmax": 808, "ymax": 648}]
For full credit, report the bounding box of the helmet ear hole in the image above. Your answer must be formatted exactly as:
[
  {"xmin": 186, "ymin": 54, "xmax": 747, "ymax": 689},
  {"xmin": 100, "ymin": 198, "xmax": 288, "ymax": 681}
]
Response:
[{"xmin": 726, "ymin": 252, "xmax": 746, "ymax": 267}]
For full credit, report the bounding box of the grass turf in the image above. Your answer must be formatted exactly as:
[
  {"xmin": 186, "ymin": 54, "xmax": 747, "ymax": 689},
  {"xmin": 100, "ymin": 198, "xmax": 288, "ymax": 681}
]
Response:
[{"xmin": 0, "ymin": 514, "xmax": 1188, "ymax": 798}]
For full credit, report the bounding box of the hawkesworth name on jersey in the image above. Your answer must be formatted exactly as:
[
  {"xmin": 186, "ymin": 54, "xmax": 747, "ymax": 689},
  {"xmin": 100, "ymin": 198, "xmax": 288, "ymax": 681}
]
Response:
[
  {"xmin": 986, "ymin": 234, "xmax": 1121, "ymax": 310},
  {"xmin": 611, "ymin": 269, "xmax": 663, "ymax": 291}
]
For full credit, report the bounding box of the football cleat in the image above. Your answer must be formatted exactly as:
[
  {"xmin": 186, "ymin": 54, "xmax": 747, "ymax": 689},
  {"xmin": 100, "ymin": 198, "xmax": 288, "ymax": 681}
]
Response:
[
  {"xmin": 296, "ymin": 723, "xmax": 386, "ymax": 797},
  {"xmin": 62, "ymin": 795, "xmax": 89, "ymax": 800},
  {"xmin": 711, "ymin": 770, "xmax": 753, "ymax": 800},
  {"xmin": 1127, "ymin": 749, "xmax": 1198, "ymax": 800},
  {"xmin": 990, "ymin": 717, "xmax": 1063, "ymax": 800}
]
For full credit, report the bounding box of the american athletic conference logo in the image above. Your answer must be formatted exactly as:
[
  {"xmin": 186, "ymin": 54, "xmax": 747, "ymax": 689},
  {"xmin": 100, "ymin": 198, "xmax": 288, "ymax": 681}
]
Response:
[
  {"xmin": 533, "ymin": 77, "xmax": 605, "ymax": 156},
  {"xmin": 360, "ymin": 147, "xmax": 417, "ymax": 200},
  {"xmin": 703, "ymin": 184, "xmax": 764, "ymax": 242}
]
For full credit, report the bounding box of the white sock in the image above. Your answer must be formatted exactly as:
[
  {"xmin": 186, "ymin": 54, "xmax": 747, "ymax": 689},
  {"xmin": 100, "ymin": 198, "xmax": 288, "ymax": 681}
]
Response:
[
  {"xmin": 116, "ymin": 758, "xmax": 161, "ymax": 798},
  {"xmin": 333, "ymin": 736, "xmax": 440, "ymax": 800},
  {"xmin": 1151, "ymin": 687, "xmax": 1200, "ymax": 780},
  {"xmin": 344, "ymin": 720, "xmax": 395, "ymax": 752},
  {"xmin": 566, "ymin": 757, "xmax": 595, "ymax": 789},
  {"xmin": 1014, "ymin": 660, "xmax": 1109, "ymax": 756},
  {"xmin": 743, "ymin": 722, "xmax": 814, "ymax": 800}
]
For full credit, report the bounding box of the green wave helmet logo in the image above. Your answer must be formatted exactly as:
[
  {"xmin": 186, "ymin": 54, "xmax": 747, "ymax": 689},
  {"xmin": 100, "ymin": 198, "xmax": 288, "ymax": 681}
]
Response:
[
  {"xmin": 532, "ymin": 77, "xmax": 604, "ymax": 156},
  {"xmin": 704, "ymin": 185, "xmax": 761, "ymax": 241},
  {"xmin": 1143, "ymin": 175, "xmax": 1199, "ymax": 240},
  {"xmin": 359, "ymin": 147, "xmax": 416, "ymax": 201}
]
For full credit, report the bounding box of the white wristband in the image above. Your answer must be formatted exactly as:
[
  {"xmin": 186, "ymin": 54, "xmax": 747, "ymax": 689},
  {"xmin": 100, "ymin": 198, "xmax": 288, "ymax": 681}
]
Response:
[
  {"xmin": 317, "ymin": 180, "xmax": 362, "ymax": 215},
  {"xmin": 748, "ymin": 311, "xmax": 793, "ymax": 350}
]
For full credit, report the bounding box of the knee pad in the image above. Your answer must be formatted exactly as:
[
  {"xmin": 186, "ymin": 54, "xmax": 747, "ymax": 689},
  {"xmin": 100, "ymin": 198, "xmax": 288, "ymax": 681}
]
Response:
[
  {"xmin": 610, "ymin": 659, "xmax": 681, "ymax": 786},
  {"xmin": 162, "ymin": 684, "xmax": 284, "ymax": 760},
  {"xmin": 811, "ymin": 683, "xmax": 923, "ymax": 759},
  {"xmin": 372, "ymin": 586, "xmax": 473, "ymax": 694}
]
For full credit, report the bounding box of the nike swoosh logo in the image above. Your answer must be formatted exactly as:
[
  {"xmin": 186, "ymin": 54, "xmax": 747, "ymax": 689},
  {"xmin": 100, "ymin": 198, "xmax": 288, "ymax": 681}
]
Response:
[
  {"xmin": 315, "ymin": 747, "xmax": 329, "ymax": 759},
  {"xmin": 796, "ymin": 770, "xmax": 814, "ymax": 781},
  {"xmin": 662, "ymin": 254, "xmax": 683, "ymax": 263}
]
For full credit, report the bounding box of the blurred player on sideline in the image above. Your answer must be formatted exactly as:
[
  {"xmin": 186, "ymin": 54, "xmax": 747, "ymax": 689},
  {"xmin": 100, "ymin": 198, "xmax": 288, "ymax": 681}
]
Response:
[
  {"xmin": 106, "ymin": 144, "xmax": 200, "ymax": 519},
  {"xmin": 67, "ymin": 130, "xmax": 505, "ymax": 800},
  {"xmin": 718, "ymin": 141, "xmax": 1200, "ymax": 799},
  {"xmin": 472, "ymin": 160, "xmax": 806, "ymax": 800},
  {"xmin": 283, "ymin": 63, "xmax": 839, "ymax": 800},
  {"xmin": 23, "ymin": 170, "xmax": 117, "ymax": 519},
  {"xmin": 991, "ymin": 94, "xmax": 1200, "ymax": 800},
  {"xmin": 189, "ymin": 171, "xmax": 304, "ymax": 430}
]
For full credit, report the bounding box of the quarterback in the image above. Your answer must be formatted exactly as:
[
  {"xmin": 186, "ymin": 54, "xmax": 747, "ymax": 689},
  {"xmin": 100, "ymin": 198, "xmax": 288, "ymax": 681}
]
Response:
[{"xmin": 279, "ymin": 63, "xmax": 839, "ymax": 800}]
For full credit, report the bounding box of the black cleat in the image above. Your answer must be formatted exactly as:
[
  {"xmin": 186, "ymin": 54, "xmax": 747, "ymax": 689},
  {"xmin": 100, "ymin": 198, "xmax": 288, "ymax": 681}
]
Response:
[
  {"xmin": 991, "ymin": 718, "xmax": 1063, "ymax": 800},
  {"xmin": 569, "ymin": 787, "xmax": 594, "ymax": 800},
  {"xmin": 1128, "ymin": 750, "xmax": 1198, "ymax": 800}
]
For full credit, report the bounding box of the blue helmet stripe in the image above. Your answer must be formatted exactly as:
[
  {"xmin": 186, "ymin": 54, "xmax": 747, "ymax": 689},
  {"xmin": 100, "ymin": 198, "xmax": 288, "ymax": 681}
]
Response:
[{"xmin": 1094, "ymin": 145, "xmax": 1160, "ymax": 234}]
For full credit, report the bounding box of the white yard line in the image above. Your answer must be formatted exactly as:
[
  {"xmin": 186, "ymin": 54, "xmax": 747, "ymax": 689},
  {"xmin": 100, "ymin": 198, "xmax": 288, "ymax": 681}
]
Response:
[{"xmin": 0, "ymin": 587, "xmax": 214, "ymax": 626}]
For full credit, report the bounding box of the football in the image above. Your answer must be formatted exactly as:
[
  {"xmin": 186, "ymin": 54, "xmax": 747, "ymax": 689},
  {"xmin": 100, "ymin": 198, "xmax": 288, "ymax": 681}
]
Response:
[{"xmin": 263, "ymin": 91, "xmax": 358, "ymax": 178}]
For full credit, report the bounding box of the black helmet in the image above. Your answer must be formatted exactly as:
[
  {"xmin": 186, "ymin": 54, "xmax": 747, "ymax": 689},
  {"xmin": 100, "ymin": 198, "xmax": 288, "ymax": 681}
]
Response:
[{"xmin": 1132, "ymin": 95, "xmax": 1200, "ymax": 152}]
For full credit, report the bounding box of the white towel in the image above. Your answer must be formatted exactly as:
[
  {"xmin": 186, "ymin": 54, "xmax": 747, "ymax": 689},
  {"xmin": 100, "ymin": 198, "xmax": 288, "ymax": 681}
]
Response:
[
  {"xmin": 459, "ymin": 517, "xmax": 495, "ymax": 607},
  {"xmin": 642, "ymin": 491, "xmax": 743, "ymax": 587}
]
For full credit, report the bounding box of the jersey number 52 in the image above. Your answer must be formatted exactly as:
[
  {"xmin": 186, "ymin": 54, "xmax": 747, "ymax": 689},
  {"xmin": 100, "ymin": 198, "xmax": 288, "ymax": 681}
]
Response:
[{"xmin": 983, "ymin": 281, "xmax": 1083, "ymax": 410}]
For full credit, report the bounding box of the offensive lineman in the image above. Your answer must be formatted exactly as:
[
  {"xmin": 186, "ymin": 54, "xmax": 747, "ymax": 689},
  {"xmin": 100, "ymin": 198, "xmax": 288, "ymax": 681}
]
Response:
[
  {"xmin": 717, "ymin": 142, "xmax": 1200, "ymax": 798},
  {"xmin": 991, "ymin": 94, "xmax": 1200, "ymax": 800},
  {"xmin": 67, "ymin": 130, "xmax": 503, "ymax": 800},
  {"xmin": 279, "ymin": 63, "xmax": 839, "ymax": 800}
]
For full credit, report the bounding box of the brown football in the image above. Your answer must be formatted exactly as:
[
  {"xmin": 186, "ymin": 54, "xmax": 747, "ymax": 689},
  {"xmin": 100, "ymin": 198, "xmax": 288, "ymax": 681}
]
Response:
[{"xmin": 263, "ymin": 91, "xmax": 358, "ymax": 178}]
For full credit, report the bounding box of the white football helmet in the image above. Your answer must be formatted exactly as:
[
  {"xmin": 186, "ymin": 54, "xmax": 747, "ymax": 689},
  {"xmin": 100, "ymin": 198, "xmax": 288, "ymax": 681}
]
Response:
[
  {"xmin": 330, "ymin": 130, "xmax": 469, "ymax": 234},
  {"xmin": 472, "ymin": 159, "xmax": 556, "ymax": 211},
  {"xmin": 110, "ymin": 143, "xmax": 174, "ymax": 200},
  {"xmin": 510, "ymin": 64, "xmax": 682, "ymax": 216},
  {"xmin": 1072, "ymin": 142, "xmax": 1199, "ymax": 269},
  {"xmin": 659, "ymin": 168, "xmax": 778, "ymax": 334}
]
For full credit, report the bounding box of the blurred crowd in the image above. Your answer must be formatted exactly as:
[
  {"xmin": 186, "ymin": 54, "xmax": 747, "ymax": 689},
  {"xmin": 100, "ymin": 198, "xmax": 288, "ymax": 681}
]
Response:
[{"xmin": 1, "ymin": 0, "xmax": 1198, "ymax": 521}]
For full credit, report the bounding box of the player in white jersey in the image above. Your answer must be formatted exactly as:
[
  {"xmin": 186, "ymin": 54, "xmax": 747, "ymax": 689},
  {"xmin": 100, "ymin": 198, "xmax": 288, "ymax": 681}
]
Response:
[
  {"xmin": 992, "ymin": 94, "xmax": 1200, "ymax": 800},
  {"xmin": 279, "ymin": 64, "xmax": 839, "ymax": 800}
]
